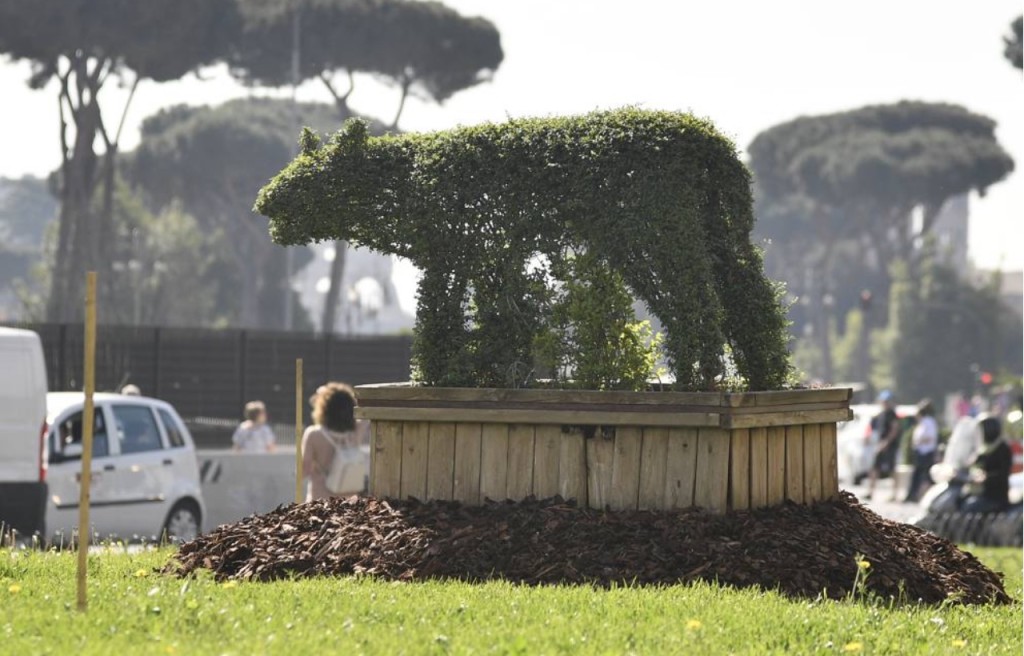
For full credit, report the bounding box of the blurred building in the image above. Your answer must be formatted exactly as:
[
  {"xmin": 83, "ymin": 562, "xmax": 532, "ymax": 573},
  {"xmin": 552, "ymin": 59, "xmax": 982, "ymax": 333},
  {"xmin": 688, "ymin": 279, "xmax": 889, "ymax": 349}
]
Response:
[
  {"xmin": 929, "ymin": 194, "xmax": 969, "ymax": 272},
  {"xmin": 973, "ymin": 268, "xmax": 1024, "ymax": 319},
  {"xmin": 293, "ymin": 243, "xmax": 414, "ymax": 335}
]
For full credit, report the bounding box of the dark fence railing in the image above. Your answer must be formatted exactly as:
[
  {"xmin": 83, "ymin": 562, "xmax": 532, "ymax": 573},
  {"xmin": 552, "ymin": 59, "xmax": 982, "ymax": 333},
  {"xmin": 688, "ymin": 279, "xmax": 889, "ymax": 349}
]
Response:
[{"xmin": 5, "ymin": 323, "xmax": 412, "ymax": 435}]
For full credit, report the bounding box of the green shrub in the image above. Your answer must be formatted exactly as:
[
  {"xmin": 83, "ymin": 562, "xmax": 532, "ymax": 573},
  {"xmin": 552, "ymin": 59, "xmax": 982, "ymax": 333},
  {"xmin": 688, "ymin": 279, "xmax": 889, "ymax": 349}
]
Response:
[
  {"xmin": 255, "ymin": 108, "xmax": 792, "ymax": 390},
  {"xmin": 534, "ymin": 251, "xmax": 663, "ymax": 390}
]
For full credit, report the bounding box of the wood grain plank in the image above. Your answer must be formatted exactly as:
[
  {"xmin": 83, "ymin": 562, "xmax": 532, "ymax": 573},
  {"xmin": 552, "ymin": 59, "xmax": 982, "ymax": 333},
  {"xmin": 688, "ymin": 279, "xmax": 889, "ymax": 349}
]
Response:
[
  {"xmin": 586, "ymin": 435, "xmax": 615, "ymax": 510},
  {"xmin": 693, "ymin": 427, "xmax": 730, "ymax": 513},
  {"xmin": 506, "ymin": 424, "xmax": 536, "ymax": 500},
  {"xmin": 802, "ymin": 423, "xmax": 822, "ymax": 503},
  {"xmin": 558, "ymin": 431, "xmax": 587, "ymax": 506},
  {"xmin": 370, "ymin": 421, "xmax": 403, "ymax": 498},
  {"xmin": 609, "ymin": 426, "xmax": 643, "ymax": 511},
  {"xmin": 399, "ymin": 421, "xmax": 429, "ymax": 501},
  {"xmin": 357, "ymin": 406, "xmax": 720, "ymax": 427},
  {"xmin": 766, "ymin": 426, "xmax": 786, "ymax": 505},
  {"xmin": 784, "ymin": 424, "xmax": 804, "ymax": 504},
  {"xmin": 452, "ymin": 423, "xmax": 482, "ymax": 504},
  {"xmin": 532, "ymin": 424, "xmax": 562, "ymax": 499},
  {"xmin": 748, "ymin": 427, "xmax": 769, "ymax": 508},
  {"xmin": 425, "ymin": 422, "xmax": 456, "ymax": 501},
  {"xmin": 723, "ymin": 408, "xmax": 853, "ymax": 429},
  {"xmin": 637, "ymin": 427, "xmax": 669, "ymax": 510},
  {"xmin": 357, "ymin": 383, "xmax": 723, "ymax": 407},
  {"xmin": 729, "ymin": 428, "xmax": 751, "ymax": 511},
  {"xmin": 479, "ymin": 423, "xmax": 509, "ymax": 502},
  {"xmin": 665, "ymin": 427, "xmax": 698, "ymax": 509},
  {"xmin": 820, "ymin": 422, "xmax": 839, "ymax": 500}
]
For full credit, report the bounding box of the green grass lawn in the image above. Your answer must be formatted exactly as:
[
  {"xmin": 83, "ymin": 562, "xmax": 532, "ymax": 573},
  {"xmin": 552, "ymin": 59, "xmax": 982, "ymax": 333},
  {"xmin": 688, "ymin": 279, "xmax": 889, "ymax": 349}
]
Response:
[{"xmin": 1, "ymin": 546, "xmax": 1020, "ymax": 655}]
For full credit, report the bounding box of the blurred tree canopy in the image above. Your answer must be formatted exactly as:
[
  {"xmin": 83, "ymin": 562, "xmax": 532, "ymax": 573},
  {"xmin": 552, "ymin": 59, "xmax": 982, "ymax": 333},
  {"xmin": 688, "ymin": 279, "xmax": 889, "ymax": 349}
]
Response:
[
  {"xmin": 231, "ymin": 0, "xmax": 503, "ymax": 128},
  {"xmin": 878, "ymin": 251, "xmax": 1022, "ymax": 406},
  {"xmin": 0, "ymin": 0, "xmax": 238, "ymax": 321},
  {"xmin": 749, "ymin": 101, "xmax": 1014, "ymax": 383},
  {"xmin": 0, "ymin": 0, "xmax": 500, "ymax": 330},
  {"xmin": 1005, "ymin": 15, "xmax": 1023, "ymax": 69},
  {"xmin": 229, "ymin": 0, "xmax": 503, "ymax": 333},
  {"xmin": 125, "ymin": 98, "xmax": 351, "ymax": 329},
  {"xmin": 0, "ymin": 176, "xmax": 57, "ymax": 249}
]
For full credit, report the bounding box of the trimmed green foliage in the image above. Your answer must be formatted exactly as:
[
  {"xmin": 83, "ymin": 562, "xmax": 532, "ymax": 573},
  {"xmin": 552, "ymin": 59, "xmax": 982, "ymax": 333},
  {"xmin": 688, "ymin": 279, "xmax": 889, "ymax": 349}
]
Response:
[
  {"xmin": 256, "ymin": 108, "xmax": 791, "ymax": 390},
  {"xmin": 535, "ymin": 251, "xmax": 664, "ymax": 390}
]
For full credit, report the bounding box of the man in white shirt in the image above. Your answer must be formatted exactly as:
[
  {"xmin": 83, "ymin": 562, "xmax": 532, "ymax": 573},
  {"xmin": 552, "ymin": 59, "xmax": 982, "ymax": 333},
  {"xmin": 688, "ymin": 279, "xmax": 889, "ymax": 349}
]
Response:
[{"xmin": 905, "ymin": 398, "xmax": 938, "ymax": 502}]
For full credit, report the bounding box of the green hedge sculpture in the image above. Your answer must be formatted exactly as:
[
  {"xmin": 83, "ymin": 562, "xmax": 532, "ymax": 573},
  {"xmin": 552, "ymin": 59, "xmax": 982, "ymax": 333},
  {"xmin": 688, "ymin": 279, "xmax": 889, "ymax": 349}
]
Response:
[{"xmin": 255, "ymin": 108, "xmax": 791, "ymax": 391}]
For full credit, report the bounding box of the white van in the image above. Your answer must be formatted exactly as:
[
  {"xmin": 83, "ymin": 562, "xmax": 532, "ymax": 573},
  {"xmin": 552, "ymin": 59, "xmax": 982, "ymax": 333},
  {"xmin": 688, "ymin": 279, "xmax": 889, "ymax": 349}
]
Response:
[{"xmin": 0, "ymin": 327, "xmax": 49, "ymax": 539}]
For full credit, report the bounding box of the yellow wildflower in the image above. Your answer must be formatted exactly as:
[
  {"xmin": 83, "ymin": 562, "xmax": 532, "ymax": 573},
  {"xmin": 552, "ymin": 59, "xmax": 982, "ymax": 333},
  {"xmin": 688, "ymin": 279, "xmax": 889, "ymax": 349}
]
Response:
[
  {"xmin": 221, "ymin": 580, "xmax": 238, "ymax": 589},
  {"xmin": 134, "ymin": 569, "xmax": 149, "ymax": 578},
  {"xmin": 8, "ymin": 583, "xmax": 22, "ymax": 594},
  {"xmin": 842, "ymin": 642, "xmax": 863, "ymax": 653},
  {"xmin": 952, "ymin": 639, "xmax": 967, "ymax": 648},
  {"xmin": 685, "ymin": 619, "xmax": 702, "ymax": 630},
  {"xmin": 857, "ymin": 560, "xmax": 871, "ymax": 570}
]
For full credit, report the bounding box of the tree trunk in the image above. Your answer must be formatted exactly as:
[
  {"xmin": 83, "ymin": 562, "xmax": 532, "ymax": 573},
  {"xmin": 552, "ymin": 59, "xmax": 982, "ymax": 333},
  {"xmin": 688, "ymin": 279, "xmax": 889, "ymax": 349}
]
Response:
[
  {"xmin": 321, "ymin": 240, "xmax": 347, "ymax": 334},
  {"xmin": 46, "ymin": 56, "xmax": 113, "ymax": 323}
]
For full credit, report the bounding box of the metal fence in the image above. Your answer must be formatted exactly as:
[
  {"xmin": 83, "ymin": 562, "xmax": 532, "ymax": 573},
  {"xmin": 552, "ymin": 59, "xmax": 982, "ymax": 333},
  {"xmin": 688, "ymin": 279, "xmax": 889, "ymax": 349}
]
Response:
[{"xmin": 6, "ymin": 323, "xmax": 412, "ymax": 443}]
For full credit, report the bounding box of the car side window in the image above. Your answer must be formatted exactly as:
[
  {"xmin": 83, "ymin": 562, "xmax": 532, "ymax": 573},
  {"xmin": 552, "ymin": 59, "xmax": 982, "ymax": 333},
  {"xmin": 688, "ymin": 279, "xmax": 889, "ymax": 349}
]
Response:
[
  {"xmin": 157, "ymin": 408, "xmax": 186, "ymax": 448},
  {"xmin": 111, "ymin": 405, "xmax": 164, "ymax": 454},
  {"xmin": 50, "ymin": 410, "xmax": 109, "ymax": 460}
]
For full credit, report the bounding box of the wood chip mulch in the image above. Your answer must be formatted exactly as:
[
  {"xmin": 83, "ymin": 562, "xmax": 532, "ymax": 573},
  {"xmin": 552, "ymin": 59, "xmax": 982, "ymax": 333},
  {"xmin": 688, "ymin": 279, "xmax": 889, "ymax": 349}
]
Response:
[{"xmin": 166, "ymin": 492, "xmax": 1012, "ymax": 605}]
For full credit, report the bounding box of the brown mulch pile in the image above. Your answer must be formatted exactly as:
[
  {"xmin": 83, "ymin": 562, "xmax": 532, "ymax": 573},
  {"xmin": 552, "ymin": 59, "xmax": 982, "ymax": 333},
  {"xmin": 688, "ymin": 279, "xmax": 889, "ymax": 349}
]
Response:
[{"xmin": 167, "ymin": 492, "xmax": 1011, "ymax": 605}]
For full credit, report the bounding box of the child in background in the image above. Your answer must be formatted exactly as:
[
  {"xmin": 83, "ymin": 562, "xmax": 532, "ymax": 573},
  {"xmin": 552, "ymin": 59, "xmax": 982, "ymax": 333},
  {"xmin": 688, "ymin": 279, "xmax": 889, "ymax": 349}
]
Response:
[{"xmin": 232, "ymin": 400, "xmax": 276, "ymax": 453}]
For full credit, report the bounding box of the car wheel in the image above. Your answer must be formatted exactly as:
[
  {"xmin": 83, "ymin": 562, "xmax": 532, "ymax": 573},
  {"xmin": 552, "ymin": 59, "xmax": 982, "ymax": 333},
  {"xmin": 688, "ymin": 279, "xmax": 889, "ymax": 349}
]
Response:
[{"xmin": 162, "ymin": 501, "xmax": 200, "ymax": 544}]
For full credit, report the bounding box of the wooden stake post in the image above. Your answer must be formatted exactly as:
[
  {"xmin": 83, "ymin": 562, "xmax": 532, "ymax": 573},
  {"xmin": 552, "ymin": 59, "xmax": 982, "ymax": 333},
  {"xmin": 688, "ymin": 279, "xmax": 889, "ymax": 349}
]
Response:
[
  {"xmin": 76, "ymin": 272, "xmax": 97, "ymax": 612},
  {"xmin": 295, "ymin": 358, "xmax": 303, "ymax": 504}
]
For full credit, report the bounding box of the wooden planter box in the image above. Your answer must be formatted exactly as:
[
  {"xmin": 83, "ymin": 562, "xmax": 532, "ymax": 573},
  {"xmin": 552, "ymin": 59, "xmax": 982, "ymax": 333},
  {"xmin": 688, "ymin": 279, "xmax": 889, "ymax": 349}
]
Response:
[{"xmin": 356, "ymin": 385, "xmax": 852, "ymax": 513}]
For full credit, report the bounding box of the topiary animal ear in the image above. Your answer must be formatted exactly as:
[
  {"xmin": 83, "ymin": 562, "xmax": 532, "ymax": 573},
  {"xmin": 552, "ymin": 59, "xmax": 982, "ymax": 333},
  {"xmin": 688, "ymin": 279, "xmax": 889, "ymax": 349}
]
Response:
[
  {"xmin": 299, "ymin": 127, "xmax": 322, "ymax": 155},
  {"xmin": 331, "ymin": 118, "xmax": 370, "ymax": 150}
]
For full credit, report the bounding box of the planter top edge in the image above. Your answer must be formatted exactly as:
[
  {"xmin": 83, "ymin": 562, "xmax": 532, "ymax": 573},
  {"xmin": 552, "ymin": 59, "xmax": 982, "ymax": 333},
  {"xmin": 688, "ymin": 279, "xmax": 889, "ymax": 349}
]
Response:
[{"xmin": 355, "ymin": 382, "xmax": 852, "ymax": 408}]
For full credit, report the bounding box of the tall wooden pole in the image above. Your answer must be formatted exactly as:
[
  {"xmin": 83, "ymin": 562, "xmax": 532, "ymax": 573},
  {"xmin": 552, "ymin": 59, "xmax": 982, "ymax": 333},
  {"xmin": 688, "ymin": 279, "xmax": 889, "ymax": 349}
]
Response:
[
  {"xmin": 76, "ymin": 272, "xmax": 97, "ymax": 612},
  {"xmin": 295, "ymin": 358, "xmax": 304, "ymax": 504}
]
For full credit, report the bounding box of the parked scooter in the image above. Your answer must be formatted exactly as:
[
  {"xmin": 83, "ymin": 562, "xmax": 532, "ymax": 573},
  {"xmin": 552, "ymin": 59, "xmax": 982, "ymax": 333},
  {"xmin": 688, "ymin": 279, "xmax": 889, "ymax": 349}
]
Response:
[{"xmin": 912, "ymin": 416, "xmax": 1023, "ymax": 546}]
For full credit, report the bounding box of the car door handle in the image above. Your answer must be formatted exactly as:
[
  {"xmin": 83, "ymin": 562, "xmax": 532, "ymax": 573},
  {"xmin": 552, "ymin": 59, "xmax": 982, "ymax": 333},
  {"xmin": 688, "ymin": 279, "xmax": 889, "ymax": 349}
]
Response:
[
  {"xmin": 162, "ymin": 458, "xmax": 174, "ymax": 466},
  {"xmin": 103, "ymin": 464, "xmax": 115, "ymax": 471}
]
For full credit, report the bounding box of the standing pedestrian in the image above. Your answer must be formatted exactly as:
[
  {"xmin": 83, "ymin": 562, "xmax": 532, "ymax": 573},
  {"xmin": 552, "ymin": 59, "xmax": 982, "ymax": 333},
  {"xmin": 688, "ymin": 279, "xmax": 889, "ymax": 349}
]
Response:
[
  {"xmin": 905, "ymin": 398, "xmax": 938, "ymax": 502},
  {"xmin": 301, "ymin": 382, "xmax": 370, "ymax": 501},
  {"xmin": 231, "ymin": 400, "xmax": 276, "ymax": 453},
  {"xmin": 865, "ymin": 390, "xmax": 901, "ymax": 501}
]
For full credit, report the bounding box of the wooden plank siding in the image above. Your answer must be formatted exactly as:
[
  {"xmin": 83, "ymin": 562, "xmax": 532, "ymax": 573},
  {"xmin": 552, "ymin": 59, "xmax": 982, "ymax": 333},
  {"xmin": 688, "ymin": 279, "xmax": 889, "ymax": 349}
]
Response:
[
  {"xmin": 694, "ymin": 428, "xmax": 730, "ymax": 512},
  {"xmin": 532, "ymin": 425, "xmax": 562, "ymax": 499},
  {"xmin": 399, "ymin": 421, "xmax": 429, "ymax": 501},
  {"xmin": 506, "ymin": 424, "xmax": 536, "ymax": 500},
  {"xmin": 748, "ymin": 427, "xmax": 768, "ymax": 508},
  {"xmin": 729, "ymin": 428, "xmax": 751, "ymax": 510},
  {"xmin": 558, "ymin": 431, "xmax": 587, "ymax": 506},
  {"xmin": 479, "ymin": 423, "xmax": 509, "ymax": 502},
  {"xmin": 637, "ymin": 427, "xmax": 669, "ymax": 510},
  {"xmin": 453, "ymin": 423, "xmax": 482, "ymax": 504},
  {"xmin": 609, "ymin": 427, "xmax": 643, "ymax": 511},
  {"xmin": 370, "ymin": 421, "xmax": 403, "ymax": 498},
  {"xmin": 358, "ymin": 385, "xmax": 850, "ymax": 512},
  {"xmin": 425, "ymin": 422, "xmax": 456, "ymax": 501}
]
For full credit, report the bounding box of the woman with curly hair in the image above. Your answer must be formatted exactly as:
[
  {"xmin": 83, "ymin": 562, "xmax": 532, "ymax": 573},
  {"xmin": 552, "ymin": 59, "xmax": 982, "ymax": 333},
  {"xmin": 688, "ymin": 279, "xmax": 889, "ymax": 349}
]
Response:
[{"xmin": 301, "ymin": 382, "xmax": 370, "ymax": 500}]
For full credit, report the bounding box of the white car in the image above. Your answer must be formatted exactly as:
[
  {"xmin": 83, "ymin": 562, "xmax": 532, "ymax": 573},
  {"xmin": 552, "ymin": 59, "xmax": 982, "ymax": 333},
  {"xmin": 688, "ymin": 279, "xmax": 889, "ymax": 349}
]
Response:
[
  {"xmin": 836, "ymin": 403, "xmax": 918, "ymax": 485},
  {"xmin": 45, "ymin": 392, "xmax": 206, "ymax": 545}
]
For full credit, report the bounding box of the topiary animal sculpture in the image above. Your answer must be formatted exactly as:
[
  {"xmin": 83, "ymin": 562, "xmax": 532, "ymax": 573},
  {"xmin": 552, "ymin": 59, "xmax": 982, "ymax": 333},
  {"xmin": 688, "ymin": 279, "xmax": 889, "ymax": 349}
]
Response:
[{"xmin": 255, "ymin": 108, "xmax": 790, "ymax": 391}]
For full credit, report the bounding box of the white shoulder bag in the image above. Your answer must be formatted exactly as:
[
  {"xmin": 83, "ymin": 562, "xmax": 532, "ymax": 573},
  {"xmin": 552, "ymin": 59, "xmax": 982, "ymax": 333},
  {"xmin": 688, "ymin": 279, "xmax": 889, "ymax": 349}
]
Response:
[{"xmin": 324, "ymin": 429, "xmax": 367, "ymax": 494}]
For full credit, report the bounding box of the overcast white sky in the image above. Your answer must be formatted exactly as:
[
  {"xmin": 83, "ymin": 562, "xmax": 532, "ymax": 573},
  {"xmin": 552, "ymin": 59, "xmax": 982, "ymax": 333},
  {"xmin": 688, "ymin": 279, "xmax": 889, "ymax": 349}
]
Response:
[{"xmin": 1, "ymin": 0, "xmax": 1021, "ymax": 285}]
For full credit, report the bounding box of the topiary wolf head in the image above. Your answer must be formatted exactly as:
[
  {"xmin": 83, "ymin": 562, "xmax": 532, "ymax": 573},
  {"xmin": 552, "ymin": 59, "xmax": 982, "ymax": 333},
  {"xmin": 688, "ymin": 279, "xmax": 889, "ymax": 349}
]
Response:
[{"xmin": 255, "ymin": 109, "xmax": 792, "ymax": 391}]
